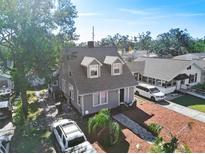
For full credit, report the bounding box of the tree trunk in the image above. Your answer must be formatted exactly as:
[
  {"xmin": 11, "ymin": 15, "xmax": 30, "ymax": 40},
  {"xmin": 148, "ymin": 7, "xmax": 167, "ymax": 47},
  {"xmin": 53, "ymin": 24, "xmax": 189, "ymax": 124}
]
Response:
[{"xmin": 21, "ymin": 89, "xmax": 28, "ymax": 118}]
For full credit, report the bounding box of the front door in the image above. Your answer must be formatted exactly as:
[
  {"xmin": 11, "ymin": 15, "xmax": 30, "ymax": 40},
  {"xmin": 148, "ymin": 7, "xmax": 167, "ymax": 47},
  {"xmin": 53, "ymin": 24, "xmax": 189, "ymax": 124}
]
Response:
[{"xmin": 120, "ymin": 88, "xmax": 124, "ymax": 102}]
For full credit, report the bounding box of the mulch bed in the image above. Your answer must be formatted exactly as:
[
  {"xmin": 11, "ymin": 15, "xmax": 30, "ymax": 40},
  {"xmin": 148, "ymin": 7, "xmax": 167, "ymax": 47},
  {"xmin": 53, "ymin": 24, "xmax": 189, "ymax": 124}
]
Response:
[
  {"xmin": 123, "ymin": 101, "xmax": 205, "ymax": 153},
  {"xmin": 92, "ymin": 100, "xmax": 205, "ymax": 153}
]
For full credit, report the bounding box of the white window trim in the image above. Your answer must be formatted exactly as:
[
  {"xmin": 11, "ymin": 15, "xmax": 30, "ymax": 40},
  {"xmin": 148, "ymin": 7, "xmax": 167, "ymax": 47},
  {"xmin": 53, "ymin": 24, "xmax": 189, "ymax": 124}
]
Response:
[
  {"xmin": 68, "ymin": 83, "xmax": 74, "ymax": 100},
  {"xmin": 93, "ymin": 91, "xmax": 108, "ymax": 107},
  {"xmin": 112, "ymin": 63, "xmax": 122, "ymax": 76},
  {"xmin": 78, "ymin": 95, "xmax": 83, "ymax": 107},
  {"xmin": 61, "ymin": 79, "xmax": 66, "ymax": 93},
  {"xmin": 124, "ymin": 87, "xmax": 129, "ymax": 102},
  {"xmin": 89, "ymin": 65, "xmax": 99, "ymax": 78}
]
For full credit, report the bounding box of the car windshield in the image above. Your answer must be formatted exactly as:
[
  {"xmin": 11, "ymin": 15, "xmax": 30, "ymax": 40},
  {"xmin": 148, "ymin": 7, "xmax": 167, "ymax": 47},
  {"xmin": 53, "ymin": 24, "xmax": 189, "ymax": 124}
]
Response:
[
  {"xmin": 150, "ymin": 88, "xmax": 160, "ymax": 93},
  {"xmin": 0, "ymin": 146, "xmax": 6, "ymax": 153},
  {"xmin": 68, "ymin": 136, "xmax": 85, "ymax": 147}
]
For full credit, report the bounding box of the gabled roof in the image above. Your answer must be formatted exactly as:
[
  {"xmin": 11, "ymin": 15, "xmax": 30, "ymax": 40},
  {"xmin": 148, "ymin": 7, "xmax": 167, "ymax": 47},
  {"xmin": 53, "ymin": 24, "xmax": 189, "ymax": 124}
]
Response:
[
  {"xmin": 104, "ymin": 56, "xmax": 124, "ymax": 65},
  {"xmin": 127, "ymin": 58, "xmax": 196, "ymax": 82},
  {"xmin": 81, "ymin": 56, "xmax": 102, "ymax": 67},
  {"xmin": 62, "ymin": 47, "xmax": 137, "ymax": 94}
]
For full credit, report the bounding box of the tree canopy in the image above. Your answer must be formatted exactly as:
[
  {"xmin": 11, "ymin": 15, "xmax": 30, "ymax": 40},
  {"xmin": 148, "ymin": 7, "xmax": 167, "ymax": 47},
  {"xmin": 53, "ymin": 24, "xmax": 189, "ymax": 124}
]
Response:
[
  {"xmin": 0, "ymin": 0, "xmax": 77, "ymax": 116},
  {"xmin": 92, "ymin": 28, "xmax": 205, "ymax": 57}
]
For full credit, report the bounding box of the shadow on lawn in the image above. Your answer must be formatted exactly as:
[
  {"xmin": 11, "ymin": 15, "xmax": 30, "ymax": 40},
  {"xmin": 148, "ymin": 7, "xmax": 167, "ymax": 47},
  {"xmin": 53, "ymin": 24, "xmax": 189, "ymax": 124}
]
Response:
[
  {"xmin": 102, "ymin": 133, "xmax": 130, "ymax": 153},
  {"xmin": 10, "ymin": 96, "xmax": 54, "ymax": 153}
]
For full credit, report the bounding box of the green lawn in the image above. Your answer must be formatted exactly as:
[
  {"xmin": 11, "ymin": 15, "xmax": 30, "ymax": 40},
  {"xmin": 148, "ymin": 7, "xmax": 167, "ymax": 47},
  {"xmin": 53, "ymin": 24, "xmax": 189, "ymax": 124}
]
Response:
[{"xmin": 172, "ymin": 94, "xmax": 205, "ymax": 113}]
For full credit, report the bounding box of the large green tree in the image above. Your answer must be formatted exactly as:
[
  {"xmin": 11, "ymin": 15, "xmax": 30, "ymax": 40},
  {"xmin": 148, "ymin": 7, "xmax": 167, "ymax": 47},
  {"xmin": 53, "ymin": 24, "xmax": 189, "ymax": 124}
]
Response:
[
  {"xmin": 96, "ymin": 33, "xmax": 134, "ymax": 51},
  {"xmin": 153, "ymin": 28, "xmax": 193, "ymax": 56},
  {"xmin": 134, "ymin": 31, "xmax": 152, "ymax": 51},
  {"xmin": 0, "ymin": 0, "xmax": 77, "ymax": 117}
]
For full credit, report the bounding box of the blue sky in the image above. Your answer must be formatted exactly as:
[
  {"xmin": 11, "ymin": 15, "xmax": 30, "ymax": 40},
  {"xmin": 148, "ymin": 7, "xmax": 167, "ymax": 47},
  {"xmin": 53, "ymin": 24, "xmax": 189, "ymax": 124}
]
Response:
[{"xmin": 71, "ymin": 0, "xmax": 205, "ymax": 42}]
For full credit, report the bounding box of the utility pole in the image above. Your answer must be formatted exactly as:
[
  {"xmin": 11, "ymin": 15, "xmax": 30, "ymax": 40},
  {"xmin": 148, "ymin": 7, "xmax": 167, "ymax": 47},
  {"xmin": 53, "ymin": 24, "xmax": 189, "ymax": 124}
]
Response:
[{"xmin": 92, "ymin": 26, "xmax": 95, "ymax": 42}]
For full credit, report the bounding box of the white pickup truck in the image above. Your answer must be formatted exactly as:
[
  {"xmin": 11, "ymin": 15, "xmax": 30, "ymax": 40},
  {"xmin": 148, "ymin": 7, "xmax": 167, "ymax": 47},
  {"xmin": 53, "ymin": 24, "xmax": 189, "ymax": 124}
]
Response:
[{"xmin": 51, "ymin": 119, "xmax": 96, "ymax": 153}]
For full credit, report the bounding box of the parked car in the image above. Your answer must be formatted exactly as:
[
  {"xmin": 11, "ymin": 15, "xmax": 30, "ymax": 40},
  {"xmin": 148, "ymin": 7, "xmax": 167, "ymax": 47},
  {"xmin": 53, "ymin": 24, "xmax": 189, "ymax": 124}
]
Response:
[
  {"xmin": 0, "ymin": 100, "xmax": 12, "ymax": 120},
  {"xmin": 0, "ymin": 135, "xmax": 12, "ymax": 153},
  {"xmin": 135, "ymin": 83, "xmax": 165, "ymax": 101},
  {"xmin": 51, "ymin": 119, "xmax": 96, "ymax": 153}
]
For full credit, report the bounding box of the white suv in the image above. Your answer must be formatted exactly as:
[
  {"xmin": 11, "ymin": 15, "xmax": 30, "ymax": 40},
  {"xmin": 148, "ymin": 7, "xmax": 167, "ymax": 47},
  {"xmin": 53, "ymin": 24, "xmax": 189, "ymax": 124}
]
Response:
[
  {"xmin": 135, "ymin": 83, "xmax": 165, "ymax": 101},
  {"xmin": 51, "ymin": 119, "xmax": 96, "ymax": 153}
]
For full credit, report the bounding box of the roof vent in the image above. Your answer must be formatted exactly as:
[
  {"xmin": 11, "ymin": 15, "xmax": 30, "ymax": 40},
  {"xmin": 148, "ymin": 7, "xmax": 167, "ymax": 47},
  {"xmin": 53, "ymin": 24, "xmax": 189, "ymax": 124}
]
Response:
[{"xmin": 88, "ymin": 41, "xmax": 94, "ymax": 48}]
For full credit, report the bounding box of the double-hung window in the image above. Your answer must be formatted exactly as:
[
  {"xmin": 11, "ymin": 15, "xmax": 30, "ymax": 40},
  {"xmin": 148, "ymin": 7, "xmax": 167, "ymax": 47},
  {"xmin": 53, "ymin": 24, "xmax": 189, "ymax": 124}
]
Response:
[
  {"xmin": 112, "ymin": 63, "xmax": 121, "ymax": 75},
  {"xmin": 93, "ymin": 91, "xmax": 108, "ymax": 106},
  {"xmin": 90, "ymin": 65, "xmax": 99, "ymax": 78}
]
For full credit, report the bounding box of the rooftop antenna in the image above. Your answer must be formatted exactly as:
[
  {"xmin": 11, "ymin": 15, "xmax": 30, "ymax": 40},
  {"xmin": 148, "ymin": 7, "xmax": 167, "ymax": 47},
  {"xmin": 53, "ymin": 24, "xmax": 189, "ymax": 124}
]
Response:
[{"xmin": 92, "ymin": 26, "xmax": 95, "ymax": 41}]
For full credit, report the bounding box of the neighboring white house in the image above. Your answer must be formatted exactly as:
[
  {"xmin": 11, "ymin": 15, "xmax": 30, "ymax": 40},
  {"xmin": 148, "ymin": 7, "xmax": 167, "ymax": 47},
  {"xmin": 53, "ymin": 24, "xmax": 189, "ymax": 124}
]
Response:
[
  {"xmin": 0, "ymin": 73, "xmax": 13, "ymax": 90},
  {"xmin": 173, "ymin": 53, "xmax": 205, "ymax": 83},
  {"xmin": 127, "ymin": 58, "xmax": 202, "ymax": 94},
  {"xmin": 120, "ymin": 50, "xmax": 158, "ymax": 62}
]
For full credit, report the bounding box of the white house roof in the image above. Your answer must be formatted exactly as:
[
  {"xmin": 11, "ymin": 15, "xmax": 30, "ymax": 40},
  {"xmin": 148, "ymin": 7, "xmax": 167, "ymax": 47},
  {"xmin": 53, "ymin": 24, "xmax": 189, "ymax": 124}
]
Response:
[
  {"xmin": 81, "ymin": 56, "xmax": 102, "ymax": 67},
  {"xmin": 127, "ymin": 58, "xmax": 196, "ymax": 82},
  {"xmin": 173, "ymin": 53, "xmax": 205, "ymax": 60},
  {"xmin": 0, "ymin": 72, "xmax": 11, "ymax": 79},
  {"xmin": 173, "ymin": 54, "xmax": 199, "ymax": 60},
  {"xmin": 0, "ymin": 101, "xmax": 9, "ymax": 108},
  {"xmin": 104, "ymin": 56, "xmax": 124, "ymax": 65}
]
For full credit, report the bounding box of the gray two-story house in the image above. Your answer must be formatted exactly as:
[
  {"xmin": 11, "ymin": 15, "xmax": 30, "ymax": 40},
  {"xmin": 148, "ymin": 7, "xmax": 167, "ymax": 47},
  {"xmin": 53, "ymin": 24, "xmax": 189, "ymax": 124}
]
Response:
[{"xmin": 59, "ymin": 42, "xmax": 137, "ymax": 116}]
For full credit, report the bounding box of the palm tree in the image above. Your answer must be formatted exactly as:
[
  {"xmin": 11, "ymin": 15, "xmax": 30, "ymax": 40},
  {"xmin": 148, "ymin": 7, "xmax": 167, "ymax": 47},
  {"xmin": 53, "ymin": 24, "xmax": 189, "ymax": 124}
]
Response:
[{"xmin": 88, "ymin": 109, "xmax": 121, "ymax": 146}]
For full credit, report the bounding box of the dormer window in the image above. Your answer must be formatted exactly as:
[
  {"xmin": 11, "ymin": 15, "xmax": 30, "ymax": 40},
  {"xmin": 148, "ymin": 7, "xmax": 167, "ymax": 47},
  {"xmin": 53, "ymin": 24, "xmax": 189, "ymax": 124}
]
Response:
[
  {"xmin": 90, "ymin": 65, "xmax": 99, "ymax": 78},
  {"xmin": 81, "ymin": 56, "xmax": 102, "ymax": 79},
  {"xmin": 112, "ymin": 63, "xmax": 122, "ymax": 75},
  {"xmin": 104, "ymin": 56, "xmax": 124, "ymax": 76}
]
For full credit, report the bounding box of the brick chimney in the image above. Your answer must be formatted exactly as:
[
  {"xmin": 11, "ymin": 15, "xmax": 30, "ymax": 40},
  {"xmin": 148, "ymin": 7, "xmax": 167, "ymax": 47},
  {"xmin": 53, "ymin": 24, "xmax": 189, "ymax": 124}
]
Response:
[{"xmin": 88, "ymin": 41, "xmax": 94, "ymax": 48}]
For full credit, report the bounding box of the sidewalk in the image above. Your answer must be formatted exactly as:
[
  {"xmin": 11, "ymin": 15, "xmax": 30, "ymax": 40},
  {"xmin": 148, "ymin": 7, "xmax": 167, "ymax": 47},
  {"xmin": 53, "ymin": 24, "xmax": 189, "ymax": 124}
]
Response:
[{"xmin": 162, "ymin": 100, "xmax": 205, "ymax": 123}]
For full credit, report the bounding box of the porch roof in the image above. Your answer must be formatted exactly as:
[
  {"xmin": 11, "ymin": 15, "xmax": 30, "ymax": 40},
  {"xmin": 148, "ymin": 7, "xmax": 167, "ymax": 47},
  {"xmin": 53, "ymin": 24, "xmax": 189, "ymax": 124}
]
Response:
[{"xmin": 173, "ymin": 73, "xmax": 189, "ymax": 80}]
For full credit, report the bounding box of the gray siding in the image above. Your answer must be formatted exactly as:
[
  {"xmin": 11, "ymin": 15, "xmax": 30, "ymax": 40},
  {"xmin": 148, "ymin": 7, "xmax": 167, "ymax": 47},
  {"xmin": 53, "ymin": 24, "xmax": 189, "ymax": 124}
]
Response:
[
  {"xmin": 82, "ymin": 89, "xmax": 119, "ymax": 115},
  {"xmin": 59, "ymin": 58, "xmax": 81, "ymax": 113},
  {"xmin": 82, "ymin": 87, "xmax": 135, "ymax": 116}
]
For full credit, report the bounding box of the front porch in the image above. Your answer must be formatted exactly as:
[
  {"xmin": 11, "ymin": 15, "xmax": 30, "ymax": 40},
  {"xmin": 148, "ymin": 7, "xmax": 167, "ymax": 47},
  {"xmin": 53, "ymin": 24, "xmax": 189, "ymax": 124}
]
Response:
[{"xmin": 134, "ymin": 73, "xmax": 199, "ymax": 94}]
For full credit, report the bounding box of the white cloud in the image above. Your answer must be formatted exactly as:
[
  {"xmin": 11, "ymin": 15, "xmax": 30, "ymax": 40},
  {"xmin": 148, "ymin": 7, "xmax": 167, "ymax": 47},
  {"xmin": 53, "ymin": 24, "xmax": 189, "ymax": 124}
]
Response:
[
  {"xmin": 175, "ymin": 13, "xmax": 205, "ymax": 17},
  {"xmin": 119, "ymin": 8, "xmax": 160, "ymax": 15},
  {"xmin": 78, "ymin": 12, "xmax": 102, "ymax": 17}
]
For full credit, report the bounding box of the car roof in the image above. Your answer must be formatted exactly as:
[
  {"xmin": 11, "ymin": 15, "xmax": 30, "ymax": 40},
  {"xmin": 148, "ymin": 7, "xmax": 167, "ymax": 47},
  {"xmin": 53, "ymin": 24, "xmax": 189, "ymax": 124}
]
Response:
[
  {"xmin": 60, "ymin": 121, "xmax": 85, "ymax": 141},
  {"xmin": 138, "ymin": 83, "xmax": 156, "ymax": 89}
]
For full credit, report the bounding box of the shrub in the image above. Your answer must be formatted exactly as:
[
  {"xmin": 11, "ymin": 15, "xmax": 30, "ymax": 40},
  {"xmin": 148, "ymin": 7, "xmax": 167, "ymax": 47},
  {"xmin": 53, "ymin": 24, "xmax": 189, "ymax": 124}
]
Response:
[
  {"xmin": 147, "ymin": 123, "xmax": 163, "ymax": 136},
  {"xmin": 88, "ymin": 109, "xmax": 122, "ymax": 147},
  {"xmin": 193, "ymin": 83, "xmax": 205, "ymax": 90}
]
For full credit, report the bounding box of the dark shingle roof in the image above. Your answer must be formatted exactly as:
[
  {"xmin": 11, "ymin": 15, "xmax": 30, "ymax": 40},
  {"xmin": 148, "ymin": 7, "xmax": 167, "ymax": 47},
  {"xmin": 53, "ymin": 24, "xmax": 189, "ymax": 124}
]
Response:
[{"xmin": 63, "ymin": 47, "xmax": 137, "ymax": 94}]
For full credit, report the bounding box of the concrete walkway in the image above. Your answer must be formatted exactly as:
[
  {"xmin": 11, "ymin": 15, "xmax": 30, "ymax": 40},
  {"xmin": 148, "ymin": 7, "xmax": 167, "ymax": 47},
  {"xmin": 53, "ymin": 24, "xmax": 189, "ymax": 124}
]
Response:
[
  {"xmin": 113, "ymin": 113, "xmax": 155, "ymax": 142},
  {"xmin": 163, "ymin": 100, "xmax": 205, "ymax": 123}
]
